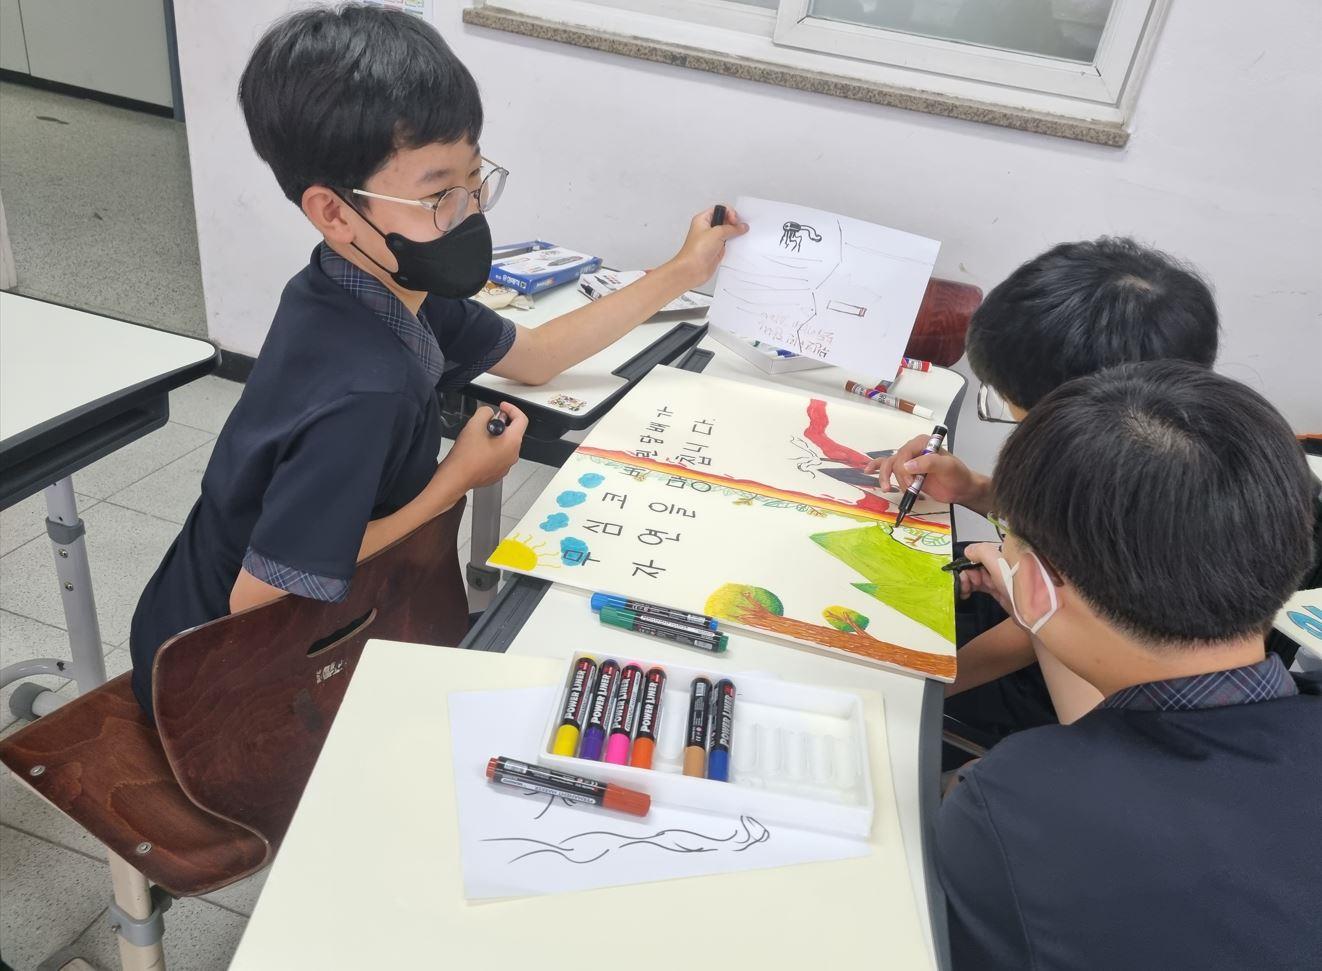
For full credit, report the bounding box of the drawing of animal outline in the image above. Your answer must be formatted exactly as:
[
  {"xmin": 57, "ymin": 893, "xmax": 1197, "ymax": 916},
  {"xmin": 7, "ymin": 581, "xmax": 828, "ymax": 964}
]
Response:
[{"xmin": 780, "ymin": 221, "xmax": 823, "ymax": 252}]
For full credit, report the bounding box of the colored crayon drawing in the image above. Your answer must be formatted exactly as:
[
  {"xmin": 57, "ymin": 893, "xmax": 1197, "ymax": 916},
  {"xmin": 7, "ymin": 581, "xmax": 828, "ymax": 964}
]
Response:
[{"xmin": 489, "ymin": 367, "xmax": 957, "ymax": 682}]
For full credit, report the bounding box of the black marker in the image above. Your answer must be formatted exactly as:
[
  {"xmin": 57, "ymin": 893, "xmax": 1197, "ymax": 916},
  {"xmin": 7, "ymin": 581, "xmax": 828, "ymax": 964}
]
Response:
[
  {"xmin": 941, "ymin": 557, "xmax": 984, "ymax": 575},
  {"xmin": 487, "ymin": 409, "xmax": 510, "ymax": 436},
  {"xmin": 894, "ymin": 423, "xmax": 948, "ymax": 527},
  {"xmin": 711, "ymin": 204, "xmax": 727, "ymax": 228}
]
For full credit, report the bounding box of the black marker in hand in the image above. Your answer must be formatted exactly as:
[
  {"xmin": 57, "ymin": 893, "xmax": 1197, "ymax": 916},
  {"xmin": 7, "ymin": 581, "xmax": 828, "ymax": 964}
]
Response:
[
  {"xmin": 711, "ymin": 204, "xmax": 727, "ymax": 228},
  {"xmin": 486, "ymin": 409, "xmax": 510, "ymax": 436}
]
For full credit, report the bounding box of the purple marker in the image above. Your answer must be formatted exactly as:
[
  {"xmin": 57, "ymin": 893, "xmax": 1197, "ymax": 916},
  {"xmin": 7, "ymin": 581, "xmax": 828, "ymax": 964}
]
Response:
[{"xmin": 579, "ymin": 659, "xmax": 620, "ymax": 761}]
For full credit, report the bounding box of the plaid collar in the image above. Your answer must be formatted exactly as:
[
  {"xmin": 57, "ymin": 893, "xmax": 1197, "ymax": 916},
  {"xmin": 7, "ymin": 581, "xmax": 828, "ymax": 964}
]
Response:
[
  {"xmin": 1101, "ymin": 653, "xmax": 1298, "ymax": 712},
  {"xmin": 317, "ymin": 243, "xmax": 443, "ymax": 384}
]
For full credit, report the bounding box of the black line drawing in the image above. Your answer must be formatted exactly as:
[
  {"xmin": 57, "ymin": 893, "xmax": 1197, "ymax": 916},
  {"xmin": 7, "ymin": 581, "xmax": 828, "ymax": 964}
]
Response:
[
  {"xmin": 482, "ymin": 812, "xmax": 773, "ymax": 866},
  {"xmin": 780, "ymin": 221, "xmax": 823, "ymax": 252}
]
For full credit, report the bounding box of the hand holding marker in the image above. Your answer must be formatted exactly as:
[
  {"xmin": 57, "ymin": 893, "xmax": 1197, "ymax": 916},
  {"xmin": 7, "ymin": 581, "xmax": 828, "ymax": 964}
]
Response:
[{"xmin": 893, "ymin": 423, "xmax": 948, "ymax": 527}]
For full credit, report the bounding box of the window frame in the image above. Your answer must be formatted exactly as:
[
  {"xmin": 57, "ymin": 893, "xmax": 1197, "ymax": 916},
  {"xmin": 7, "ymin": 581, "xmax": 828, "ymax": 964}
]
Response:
[{"xmin": 470, "ymin": 0, "xmax": 1171, "ymax": 137}]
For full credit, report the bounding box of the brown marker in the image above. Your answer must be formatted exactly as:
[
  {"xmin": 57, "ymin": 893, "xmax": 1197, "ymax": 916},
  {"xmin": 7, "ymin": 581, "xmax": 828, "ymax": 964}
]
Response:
[{"xmin": 683, "ymin": 677, "xmax": 712, "ymax": 777}]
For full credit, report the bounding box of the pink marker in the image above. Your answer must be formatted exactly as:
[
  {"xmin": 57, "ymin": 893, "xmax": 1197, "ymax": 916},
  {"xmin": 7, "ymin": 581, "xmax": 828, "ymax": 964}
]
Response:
[{"xmin": 604, "ymin": 665, "xmax": 644, "ymax": 764}]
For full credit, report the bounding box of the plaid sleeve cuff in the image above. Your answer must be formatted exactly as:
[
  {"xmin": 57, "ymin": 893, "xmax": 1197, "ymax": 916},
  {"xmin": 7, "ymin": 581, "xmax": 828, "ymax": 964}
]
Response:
[
  {"xmin": 437, "ymin": 317, "xmax": 517, "ymax": 391},
  {"xmin": 243, "ymin": 547, "xmax": 349, "ymax": 603}
]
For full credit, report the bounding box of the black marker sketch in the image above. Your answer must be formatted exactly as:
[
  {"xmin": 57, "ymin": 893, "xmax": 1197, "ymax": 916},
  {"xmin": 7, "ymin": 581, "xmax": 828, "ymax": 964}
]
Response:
[
  {"xmin": 827, "ymin": 300, "xmax": 867, "ymax": 317},
  {"xmin": 483, "ymin": 814, "xmax": 772, "ymax": 866},
  {"xmin": 780, "ymin": 221, "xmax": 823, "ymax": 252}
]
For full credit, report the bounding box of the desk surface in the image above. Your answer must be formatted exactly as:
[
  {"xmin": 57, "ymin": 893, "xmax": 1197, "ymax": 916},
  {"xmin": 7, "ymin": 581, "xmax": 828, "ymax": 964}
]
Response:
[
  {"xmin": 502, "ymin": 585, "xmax": 942, "ymax": 960},
  {"xmin": 233, "ymin": 636, "xmax": 939, "ymax": 970},
  {"xmin": 0, "ymin": 292, "xmax": 216, "ymax": 445}
]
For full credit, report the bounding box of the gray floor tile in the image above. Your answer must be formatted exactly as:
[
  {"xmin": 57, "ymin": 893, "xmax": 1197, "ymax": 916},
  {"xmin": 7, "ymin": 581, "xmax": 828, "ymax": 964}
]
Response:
[
  {"xmin": 0, "ymin": 503, "xmax": 181, "ymax": 647},
  {"xmin": 501, "ymin": 464, "xmax": 559, "ymax": 519},
  {"xmin": 0, "ymin": 826, "xmax": 110, "ymax": 971},
  {"xmin": 0, "ymin": 611, "xmax": 119, "ymax": 732},
  {"xmin": 108, "ymin": 440, "xmax": 214, "ymax": 525},
  {"xmin": 70, "ymin": 895, "xmax": 248, "ymax": 971},
  {"xmin": 1, "ymin": 491, "xmax": 99, "ymax": 558},
  {"xmin": 71, "ymin": 422, "xmax": 213, "ymax": 500},
  {"xmin": 169, "ymin": 377, "xmax": 243, "ymax": 436},
  {"xmin": 0, "ymin": 82, "xmax": 208, "ymax": 339},
  {"xmin": 201, "ymin": 866, "xmax": 270, "ymax": 918}
]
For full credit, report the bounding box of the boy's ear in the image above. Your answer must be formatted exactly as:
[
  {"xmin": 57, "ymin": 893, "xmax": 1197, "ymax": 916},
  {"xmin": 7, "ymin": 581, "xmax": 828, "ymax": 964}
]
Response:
[
  {"xmin": 301, "ymin": 185, "xmax": 355, "ymax": 244},
  {"xmin": 1020, "ymin": 552, "xmax": 1058, "ymax": 621}
]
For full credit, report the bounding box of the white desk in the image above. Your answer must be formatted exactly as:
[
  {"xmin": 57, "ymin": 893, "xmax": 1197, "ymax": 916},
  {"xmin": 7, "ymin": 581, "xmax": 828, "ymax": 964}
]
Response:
[
  {"xmin": 502, "ymin": 585, "xmax": 943, "ymax": 960},
  {"xmin": 233, "ymin": 633, "xmax": 939, "ymax": 970},
  {"xmin": 0, "ymin": 292, "xmax": 216, "ymax": 713}
]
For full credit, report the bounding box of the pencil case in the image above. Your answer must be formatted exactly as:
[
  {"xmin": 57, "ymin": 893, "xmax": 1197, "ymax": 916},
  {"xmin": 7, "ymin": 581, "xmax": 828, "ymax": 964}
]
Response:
[{"xmin": 538, "ymin": 652, "xmax": 875, "ymax": 839}]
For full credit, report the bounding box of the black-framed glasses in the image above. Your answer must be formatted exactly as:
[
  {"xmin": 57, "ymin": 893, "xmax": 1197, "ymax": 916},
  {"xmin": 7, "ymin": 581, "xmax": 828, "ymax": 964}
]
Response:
[
  {"xmin": 977, "ymin": 384, "xmax": 1019, "ymax": 424},
  {"xmin": 350, "ymin": 157, "xmax": 509, "ymax": 234},
  {"xmin": 986, "ymin": 511, "xmax": 1065, "ymax": 587}
]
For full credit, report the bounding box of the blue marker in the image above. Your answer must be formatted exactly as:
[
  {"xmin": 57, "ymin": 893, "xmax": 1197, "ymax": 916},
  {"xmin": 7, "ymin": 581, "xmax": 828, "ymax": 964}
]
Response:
[
  {"xmin": 590, "ymin": 592, "xmax": 718, "ymax": 631},
  {"xmin": 707, "ymin": 679, "xmax": 736, "ymax": 782}
]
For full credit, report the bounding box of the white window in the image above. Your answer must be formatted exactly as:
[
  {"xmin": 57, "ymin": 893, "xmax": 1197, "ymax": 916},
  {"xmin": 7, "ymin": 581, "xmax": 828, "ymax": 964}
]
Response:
[{"xmin": 471, "ymin": 0, "xmax": 1170, "ymax": 141}]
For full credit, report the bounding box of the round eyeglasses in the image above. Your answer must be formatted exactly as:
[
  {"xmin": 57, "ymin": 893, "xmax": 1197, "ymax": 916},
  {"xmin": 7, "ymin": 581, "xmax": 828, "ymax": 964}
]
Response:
[
  {"xmin": 977, "ymin": 383, "xmax": 1019, "ymax": 424},
  {"xmin": 350, "ymin": 158, "xmax": 509, "ymax": 234}
]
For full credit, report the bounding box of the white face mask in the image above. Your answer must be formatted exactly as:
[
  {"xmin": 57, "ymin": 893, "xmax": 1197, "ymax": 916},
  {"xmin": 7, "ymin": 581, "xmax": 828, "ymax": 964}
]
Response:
[{"xmin": 997, "ymin": 551, "xmax": 1059, "ymax": 635}]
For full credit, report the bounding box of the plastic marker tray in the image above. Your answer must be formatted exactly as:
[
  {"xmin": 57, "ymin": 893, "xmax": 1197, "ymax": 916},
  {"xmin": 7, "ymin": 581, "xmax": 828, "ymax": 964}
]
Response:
[{"xmin": 539, "ymin": 653, "xmax": 874, "ymax": 838}]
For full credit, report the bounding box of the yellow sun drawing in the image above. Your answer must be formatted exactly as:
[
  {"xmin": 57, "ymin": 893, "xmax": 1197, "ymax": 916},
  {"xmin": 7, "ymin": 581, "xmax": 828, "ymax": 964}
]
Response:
[{"xmin": 488, "ymin": 534, "xmax": 559, "ymax": 571}]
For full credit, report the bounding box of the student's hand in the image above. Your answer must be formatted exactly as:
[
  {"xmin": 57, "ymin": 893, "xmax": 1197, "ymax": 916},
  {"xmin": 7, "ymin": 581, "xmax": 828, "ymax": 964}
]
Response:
[
  {"xmin": 444, "ymin": 403, "xmax": 528, "ymax": 489},
  {"xmin": 961, "ymin": 543, "xmax": 1013, "ymax": 614},
  {"xmin": 867, "ymin": 436, "xmax": 988, "ymax": 509},
  {"xmin": 668, "ymin": 206, "xmax": 749, "ymax": 289}
]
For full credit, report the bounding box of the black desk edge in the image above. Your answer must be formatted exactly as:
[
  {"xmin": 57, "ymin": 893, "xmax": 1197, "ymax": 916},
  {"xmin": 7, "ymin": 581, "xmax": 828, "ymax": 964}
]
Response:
[{"xmin": 0, "ymin": 294, "xmax": 220, "ymax": 508}]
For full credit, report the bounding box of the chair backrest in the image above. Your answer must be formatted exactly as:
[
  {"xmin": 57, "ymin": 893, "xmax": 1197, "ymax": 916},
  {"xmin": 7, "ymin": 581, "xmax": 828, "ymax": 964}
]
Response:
[
  {"xmin": 152, "ymin": 498, "xmax": 469, "ymax": 850},
  {"xmin": 904, "ymin": 278, "xmax": 983, "ymax": 367}
]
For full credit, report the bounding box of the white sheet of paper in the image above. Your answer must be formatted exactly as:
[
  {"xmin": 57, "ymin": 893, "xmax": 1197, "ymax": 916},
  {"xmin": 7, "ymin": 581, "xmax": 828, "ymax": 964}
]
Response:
[
  {"xmin": 1277, "ymin": 587, "xmax": 1322, "ymax": 657},
  {"xmin": 710, "ymin": 197, "xmax": 939, "ymax": 380},
  {"xmin": 449, "ymin": 686, "xmax": 869, "ymax": 899}
]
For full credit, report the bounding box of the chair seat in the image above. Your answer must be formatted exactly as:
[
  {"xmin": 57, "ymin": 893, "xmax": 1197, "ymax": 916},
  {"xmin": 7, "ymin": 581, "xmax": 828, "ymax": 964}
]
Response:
[{"xmin": 0, "ymin": 673, "xmax": 268, "ymax": 897}]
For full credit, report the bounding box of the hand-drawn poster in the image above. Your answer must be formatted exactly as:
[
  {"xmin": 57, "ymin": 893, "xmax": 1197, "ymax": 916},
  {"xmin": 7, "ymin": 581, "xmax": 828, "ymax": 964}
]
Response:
[
  {"xmin": 449, "ymin": 687, "xmax": 870, "ymax": 900},
  {"xmin": 708, "ymin": 197, "xmax": 940, "ymax": 381},
  {"xmin": 489, "ymin": 367, "xmax": 957, "ymax": 681}
]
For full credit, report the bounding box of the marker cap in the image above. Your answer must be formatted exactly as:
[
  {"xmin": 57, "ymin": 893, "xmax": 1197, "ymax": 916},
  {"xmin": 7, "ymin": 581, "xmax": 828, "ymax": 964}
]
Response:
[
  {"xmin": 683, "ymin": 746, "xmax": 706, "ymax": 778},
  {"xmin": 552, "ymin": 724, "xmax": 581, "ymax": 757},
  {"xmin": 579, "ymin": 726, "xmax": 606, "ymax": 761},
  {"xmin": 602, "ymin": 785, "xmax": 651, "ymax": 817},
  {"xmin": 630, "ymin": 737, "xmax": 656, "ymax": 769},
  {"xmin": 707, "ymin": 748, "xmax": 730, "ymax": 782},
  {"xmin": 604, "ymin": 734, "xmax": 630, "ymax": 764},
  {"xmin": 590, "ymin": 592, "xmax": 623, "ymax": 613}
]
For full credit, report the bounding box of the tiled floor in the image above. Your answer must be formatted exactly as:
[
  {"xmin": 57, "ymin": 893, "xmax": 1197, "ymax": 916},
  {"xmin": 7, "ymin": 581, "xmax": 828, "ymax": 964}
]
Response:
[
  {"xmin": 0, "ymin": 82, "xmax": 207, "ymax": 339},
  {"xmin": 0, "ymin": 375, "xmax": 553, "ymax": 969}
]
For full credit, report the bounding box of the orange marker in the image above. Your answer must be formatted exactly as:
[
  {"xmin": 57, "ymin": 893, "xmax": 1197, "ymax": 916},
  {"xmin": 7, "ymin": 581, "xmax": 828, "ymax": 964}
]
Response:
[{"xmin": 630, "ymin": 667, "xmax": 667, "ymax": 769}]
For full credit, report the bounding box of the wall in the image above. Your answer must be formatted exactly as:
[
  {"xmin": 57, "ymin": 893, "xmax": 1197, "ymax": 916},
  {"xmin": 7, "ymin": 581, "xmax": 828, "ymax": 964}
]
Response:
[{"xmin": 175, "ymin": 0, "xmax": 1322, "ymax": 497}]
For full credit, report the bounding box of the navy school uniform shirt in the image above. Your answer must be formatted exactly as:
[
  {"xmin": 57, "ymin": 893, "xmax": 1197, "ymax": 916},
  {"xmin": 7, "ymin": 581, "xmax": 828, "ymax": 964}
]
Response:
[
  {"xmin": 937, "ymin": 654, "xmax": 1322, "ymax": 971},
  {"xmin": 129, "ymin": 244, "xmax": 515, "ymax": 716}
]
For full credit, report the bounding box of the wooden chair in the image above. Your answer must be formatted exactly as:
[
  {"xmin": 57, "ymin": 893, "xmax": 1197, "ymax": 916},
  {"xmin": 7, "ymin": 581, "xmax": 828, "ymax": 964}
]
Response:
[
  {"xmin": 904, "ymin": 278, "xmax": 983, "ymax": 367},
  {"xmin": 0, "ymin": 499, "xmax": 469, "ymax": 970}
]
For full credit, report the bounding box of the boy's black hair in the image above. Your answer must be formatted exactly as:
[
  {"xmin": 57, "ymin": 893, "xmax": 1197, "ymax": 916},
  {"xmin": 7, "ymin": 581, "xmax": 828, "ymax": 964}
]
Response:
[
  {"xmin": 966, "ymin": 238, "xmax": 1219, "ymax": 410},
  {"xmin": 238, "ymin": 3, "xmax": 482, "ymax": 204},
  {"xmin": 994, "ymin": 361, "xmax": 1315, "ymax": 645}
]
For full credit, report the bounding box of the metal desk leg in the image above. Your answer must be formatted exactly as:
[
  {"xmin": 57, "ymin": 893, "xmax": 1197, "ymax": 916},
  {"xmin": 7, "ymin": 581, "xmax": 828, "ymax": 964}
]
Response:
[
  {"xmin": 465, "ymin": 481, "xmax": 504, "ymax": 612},
  {"xmin": 1, "ymin": 478, "xmax": 108, "ymax": 719},
  {"xmin": 46, "ymin": 478, "xmax": 108, "ymax": 693}
]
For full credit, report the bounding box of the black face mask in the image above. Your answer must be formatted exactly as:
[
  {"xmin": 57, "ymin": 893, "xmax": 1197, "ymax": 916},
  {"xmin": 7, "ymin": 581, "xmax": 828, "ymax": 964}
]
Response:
[{"xmin": 350, "ymin": 207, "xmax": 493, "ymax": 299}]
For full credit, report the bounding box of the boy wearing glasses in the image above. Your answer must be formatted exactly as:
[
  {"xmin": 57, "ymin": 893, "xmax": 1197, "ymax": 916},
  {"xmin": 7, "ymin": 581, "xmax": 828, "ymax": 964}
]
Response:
[
  {"xmin": 128, "ymin": 5, "xmax": 744, "ymax": 717},
  {"xmin": 874, "ymin": 239, "xmax": 1224, "ymax": 733},
  {"xmin": 936, "ymin": 361, "xmax": 1320, "ymax": 969}
]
